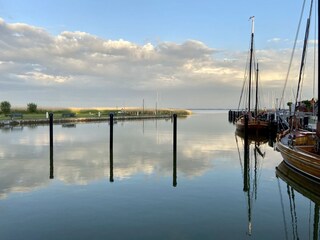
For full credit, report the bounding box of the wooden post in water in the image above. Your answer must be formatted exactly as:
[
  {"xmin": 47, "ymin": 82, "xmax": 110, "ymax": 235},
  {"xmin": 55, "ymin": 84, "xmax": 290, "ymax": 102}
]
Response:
[
  {"xmin": 49, "ymin": 113, "xmax": 53, "ymax": 148},
  {"xmin": 49, "ymin": 112, "xmax": 54, "ymax": 179},
  {"xmin": 109, "ymin": 113, "xmax": 114, "ymax": 182},
  {"xmin": 173, "ymin": 114, "xmax": 177, "ymax": 187}
]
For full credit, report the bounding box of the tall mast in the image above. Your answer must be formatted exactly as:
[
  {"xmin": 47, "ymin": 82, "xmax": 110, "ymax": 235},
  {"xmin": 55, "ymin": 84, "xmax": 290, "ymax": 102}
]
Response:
[
  {"xmin": 255, "ymin": 62, "xmax": 259, "ymax": 117},
  {"xmin": 317, "ymin": 0, "xmax": 320, "ymax": 136},
  {"xmin": 294, "ymin": 1, "xmax": 313, "ymax": 120},
  {"xmin": 248, "ymin": 16, "xmax": 255, "ymax": 114}
]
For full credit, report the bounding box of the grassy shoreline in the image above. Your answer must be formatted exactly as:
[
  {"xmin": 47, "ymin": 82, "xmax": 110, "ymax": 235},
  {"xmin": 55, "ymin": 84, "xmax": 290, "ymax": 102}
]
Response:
[{"xmin": 0, "ymin": 107, "xmax": 192, "ymax": 125}]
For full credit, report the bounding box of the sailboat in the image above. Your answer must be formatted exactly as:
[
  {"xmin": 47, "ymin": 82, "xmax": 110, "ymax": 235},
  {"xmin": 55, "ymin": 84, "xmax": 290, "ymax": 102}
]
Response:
[
  {"xmin": 277, "ymin": 0, "xmax": 320, "ymax": 181},
  {"xmin": 236, "ymin": 17, "xmax": 269, "ymax": 136}
]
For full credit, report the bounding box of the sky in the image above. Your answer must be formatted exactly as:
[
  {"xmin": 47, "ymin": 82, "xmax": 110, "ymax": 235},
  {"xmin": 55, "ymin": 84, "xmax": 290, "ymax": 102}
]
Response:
[{"xmin": 0, "ymin": 0, "xmax": 317, "ymax": 109}]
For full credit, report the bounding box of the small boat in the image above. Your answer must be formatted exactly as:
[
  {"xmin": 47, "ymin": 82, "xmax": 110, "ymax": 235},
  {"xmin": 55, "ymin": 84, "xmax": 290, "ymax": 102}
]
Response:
[
  {"xmin": 277, "ymin": 129, "xmax": 320, "ymax": 180},
  {"xmin": 277, "ymin": 0, "xmax": 320, "ymax": 181},
  {"xmin": 236, "ymin": 17, "xmax": 269, "ymax": 136}
]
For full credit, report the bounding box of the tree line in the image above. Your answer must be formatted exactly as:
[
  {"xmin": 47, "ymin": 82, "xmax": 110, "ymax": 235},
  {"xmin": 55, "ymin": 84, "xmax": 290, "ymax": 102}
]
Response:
[{"xmin": 0, "ymin": 101, "xmax": 37, "ymax": 114}]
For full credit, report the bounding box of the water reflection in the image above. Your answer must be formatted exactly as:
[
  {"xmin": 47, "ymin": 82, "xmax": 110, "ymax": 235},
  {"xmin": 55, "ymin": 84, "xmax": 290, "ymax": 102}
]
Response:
[
  {"xmin": 235, "ymin": 133, "xmax": 269, "ymax": 236},
  {"xmin": 2, "ymin": 111, "xmax": 316, "ymax": 239},
  {"xmin": 173, "ymin": 149, "xmax": 177, "ymax": 187},
  {"xmin": 276, "ymin": 162, "xmax": 320, "ymax": 240},
  {"xmin": 1, "ymin": 125, "xmax": 24, "ymax": 132},
  {"xmin": 50, "ymin": 146, "xmax": 54, "ymax": 179},
  {"xmin": 108, "ymin": 115, "xmax": 178, "ymax": 187},
  {"xmin": 0, "ymin": 114, "xmax": 225, "ymax": 198}
]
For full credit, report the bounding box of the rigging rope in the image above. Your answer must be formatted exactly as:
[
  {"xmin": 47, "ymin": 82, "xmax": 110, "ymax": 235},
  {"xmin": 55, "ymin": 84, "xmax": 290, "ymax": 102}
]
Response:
[
  {"xmin": 279, "ymin": 0, "xmax": 307, "ymax": 108},
  {"xmin": 238, "ymin": 34, "xmax": 258, "ymax": 112},
  {"xmin": 294, "ymin": 0, "xmax": 313, "ymax": 122},
  {"xmin": 238, "ymin": 45, "xmax": 251, "ymax": 110}
]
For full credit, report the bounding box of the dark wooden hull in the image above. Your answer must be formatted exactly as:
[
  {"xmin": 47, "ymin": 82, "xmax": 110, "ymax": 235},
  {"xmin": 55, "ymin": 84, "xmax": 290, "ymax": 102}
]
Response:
[
  {"xmin": 277, "ymin": 132, "xmax": 320, "ymax": 181},
  {"xmin": 235, "ymin": 116, "xmax": 270, "ymax": 137}
]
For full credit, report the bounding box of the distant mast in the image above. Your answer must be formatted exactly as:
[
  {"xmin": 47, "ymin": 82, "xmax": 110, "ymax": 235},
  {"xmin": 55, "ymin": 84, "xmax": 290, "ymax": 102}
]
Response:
[
  {"xmin": 255, "ymin": 62, "xmax": 259, "ymax": 117},
  {"xmin": 317, "ymin": 0, "xmax": 320, "ymax": 137},
  {"xmin": 248, "ymin": 16, "xmax": 255, "ymax": 115}
]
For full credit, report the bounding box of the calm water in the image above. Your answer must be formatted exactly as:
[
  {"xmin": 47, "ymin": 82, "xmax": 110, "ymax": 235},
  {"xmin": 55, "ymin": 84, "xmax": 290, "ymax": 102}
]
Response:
[{"xmin": 0, "ymin": 111, "xmax": 319, "ymax": 240}]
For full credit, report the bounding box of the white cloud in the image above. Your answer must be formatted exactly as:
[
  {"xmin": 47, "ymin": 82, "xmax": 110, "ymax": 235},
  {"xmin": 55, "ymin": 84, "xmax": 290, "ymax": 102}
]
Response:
[{"xmin": 0, "ymin": 18, "xmax": 312, "ymax": 108}]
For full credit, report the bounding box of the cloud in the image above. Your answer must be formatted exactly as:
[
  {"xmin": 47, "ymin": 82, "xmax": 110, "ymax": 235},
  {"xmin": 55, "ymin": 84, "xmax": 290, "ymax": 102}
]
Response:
[
  {"xmin": 0, "ymin": 18, "xmax": 312, "ymax": 108},
  {"xmin": 267, "ymin": 37, "xmax": 283, "ymax": 43}
]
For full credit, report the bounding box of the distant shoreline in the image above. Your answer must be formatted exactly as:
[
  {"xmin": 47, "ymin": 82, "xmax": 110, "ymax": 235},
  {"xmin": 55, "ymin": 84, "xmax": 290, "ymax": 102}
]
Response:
[{"xmin": 0, "ymin": 107, "xmax": 191, "ymax": 127}]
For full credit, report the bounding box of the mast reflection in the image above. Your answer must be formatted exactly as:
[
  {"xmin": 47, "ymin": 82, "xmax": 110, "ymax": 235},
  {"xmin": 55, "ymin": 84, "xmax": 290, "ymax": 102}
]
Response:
[{"xmin": 235, "ymin": 131, "xmax": 268, "ymax": 236}]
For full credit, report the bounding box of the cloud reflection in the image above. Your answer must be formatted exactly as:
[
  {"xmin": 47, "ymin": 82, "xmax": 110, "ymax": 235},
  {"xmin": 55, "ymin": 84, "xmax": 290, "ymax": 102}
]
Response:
[{"xmin": 0, "ymin": 113, "xmax": 282, "ymax": 198}]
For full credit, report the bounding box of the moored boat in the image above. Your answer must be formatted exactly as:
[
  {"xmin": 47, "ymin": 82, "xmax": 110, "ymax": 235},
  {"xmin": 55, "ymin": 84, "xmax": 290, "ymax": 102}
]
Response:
[
  {"xmin": 277, "ymin": 0, "xmax": 320, "ymax": 181},
  {"xmin": 277, "ymin": 128, "xmax": 320, "ymax": 180},
  {"xmin": 236, "ymin": 17, "xmax": 269, "ymax": 136}
]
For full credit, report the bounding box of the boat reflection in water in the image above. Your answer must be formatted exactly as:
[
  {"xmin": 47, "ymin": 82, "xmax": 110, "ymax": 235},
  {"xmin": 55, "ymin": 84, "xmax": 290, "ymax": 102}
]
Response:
[
  {"xmin": 276, "ymin": 161, "xmax": 319, "ymax": 240},
  {"xmin": 235, "ymin": 133, "xmax": 268, "ymax": 236}
]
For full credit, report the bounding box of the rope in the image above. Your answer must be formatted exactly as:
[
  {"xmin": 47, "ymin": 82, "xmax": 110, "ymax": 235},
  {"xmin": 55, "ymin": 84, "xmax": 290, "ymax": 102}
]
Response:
[
  {"xmin": 280, "ymin": 0, "xmax": 307, "ymax": 108},
  {"xmin": 238, "ymin": 47, "xmax": 251, "ymax": 111}
]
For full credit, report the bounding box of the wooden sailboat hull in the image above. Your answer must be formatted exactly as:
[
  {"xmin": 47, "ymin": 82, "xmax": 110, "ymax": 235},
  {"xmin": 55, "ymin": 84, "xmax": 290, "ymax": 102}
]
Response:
[
  {"xmin": 235, "ymin": 116, "xmax": 269, "ymax": 135},
  {"xmin": 277, "ymin": 133, "xmax": 320, "ymax": 181}
]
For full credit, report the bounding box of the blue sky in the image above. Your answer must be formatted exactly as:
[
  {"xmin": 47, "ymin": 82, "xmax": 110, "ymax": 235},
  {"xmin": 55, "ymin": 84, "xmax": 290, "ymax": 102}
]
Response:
[
  {"xmin": 1, "ymin": 0, "xmax": 302, "ymax": 49},
  {"xmin": 0, "ymin": 0, "xmax": 316, "ymax": 108}
]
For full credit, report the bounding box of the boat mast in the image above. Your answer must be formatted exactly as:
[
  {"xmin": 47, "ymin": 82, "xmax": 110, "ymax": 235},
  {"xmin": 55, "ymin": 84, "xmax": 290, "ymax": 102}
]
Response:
[
  {"xmin": 255, "ymin": 62, "xmax": 259, "ymax": 117},
  {"xmin": 317, "ymin": 0, "xmax": 320, "ymax": 137},
  {"xmin": 294, "ymin": 1, "xmax": 313, "ymax": 123},
  {"xmin": 248, "ymin": 16, "xmax": 255, "ymax": 115}
]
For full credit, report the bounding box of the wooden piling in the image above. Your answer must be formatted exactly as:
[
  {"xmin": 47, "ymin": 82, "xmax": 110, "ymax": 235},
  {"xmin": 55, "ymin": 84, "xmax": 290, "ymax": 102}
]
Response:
[
  {"xmin": 173, "ymin": 114, "xmax": 177, "ymax": 187},
  {"xmin": 109, "ymin": 113, "xmax": 114, "ymax": 182},
  {"xmin": 49, "ymin": 113, "xmax": 53, "ymax": 148},
  {"xmin": 49, "ymin": 112, "xmax": 54, "ymax": 179}
]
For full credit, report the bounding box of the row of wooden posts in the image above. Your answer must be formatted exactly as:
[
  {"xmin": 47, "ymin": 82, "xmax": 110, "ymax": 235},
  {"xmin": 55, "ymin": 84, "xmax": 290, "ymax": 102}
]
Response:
[{"xmin": 48, "ymin": 113, "xmax": 178, "ymax": 187}]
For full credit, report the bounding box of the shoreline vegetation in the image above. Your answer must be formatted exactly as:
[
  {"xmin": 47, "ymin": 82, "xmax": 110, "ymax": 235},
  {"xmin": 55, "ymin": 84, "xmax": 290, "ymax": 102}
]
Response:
[{"xmin": 0, "ymin": 107, "xmax": 192, "ymax": 127}]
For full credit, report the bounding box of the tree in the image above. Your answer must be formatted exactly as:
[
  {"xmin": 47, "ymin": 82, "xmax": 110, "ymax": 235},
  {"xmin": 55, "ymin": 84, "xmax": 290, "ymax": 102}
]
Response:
[
  {"xmin": 0, "ymin": 101, "xmax": 11, "ymax": 114},
  {"xmin": 27, "ymin": 103, "xmax": 37, "ymax": 113},
  {"xmin": 302, "ymin": 100, "xmax": 311, "ymax": 112}
]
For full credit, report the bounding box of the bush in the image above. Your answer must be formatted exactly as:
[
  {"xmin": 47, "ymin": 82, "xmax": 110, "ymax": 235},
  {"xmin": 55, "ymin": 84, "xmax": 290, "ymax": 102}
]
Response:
[
  {"xmin": 27, "ymin": 103, "xmax": 37, "ymax": 113},
  {"xmin": 0, "ymin": 101, "xmax": 11, "ymax": 114}
]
